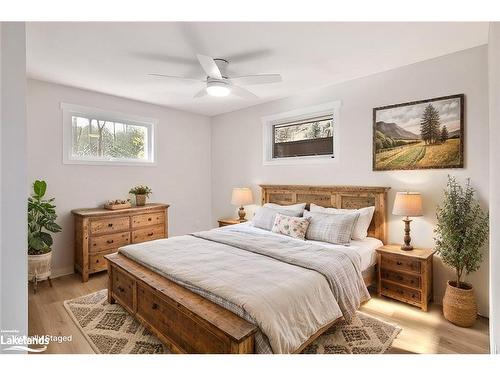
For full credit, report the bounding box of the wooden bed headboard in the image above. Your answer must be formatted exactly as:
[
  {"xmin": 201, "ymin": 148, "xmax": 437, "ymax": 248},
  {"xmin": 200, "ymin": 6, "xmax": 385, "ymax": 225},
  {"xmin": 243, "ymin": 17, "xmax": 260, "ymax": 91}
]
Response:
[{"xmin": 260, "ymin": 184, "xmax": 390, "ymax": 244}]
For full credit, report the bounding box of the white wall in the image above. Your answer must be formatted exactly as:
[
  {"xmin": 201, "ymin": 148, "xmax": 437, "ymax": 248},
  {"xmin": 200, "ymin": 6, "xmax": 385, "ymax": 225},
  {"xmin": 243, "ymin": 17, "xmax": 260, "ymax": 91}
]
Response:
[
  {"xmin": 0, "ymin": 22, "xmax": 28, "ymax": 346},
  {"xmin": 211, "ymin": 46, "xmax": 490, "ymax": 316},
  {"xmin": 27, "ymin": 79, "xmax": 212, "ymax": 277},
  {"xmin": 488, "ymin": 22, "xmax": 500, "ymax": 354}
]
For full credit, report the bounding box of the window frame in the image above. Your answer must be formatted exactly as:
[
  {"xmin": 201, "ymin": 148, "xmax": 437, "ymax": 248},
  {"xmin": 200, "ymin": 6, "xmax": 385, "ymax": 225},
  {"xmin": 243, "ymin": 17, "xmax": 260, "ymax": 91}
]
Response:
[
  {"xmin": 261, "ymin": 101, "xmax": 341, "ymax": 165},
  {"xmin": 61, "ymin": 103, "xmax": 158, "ymax": 166}
]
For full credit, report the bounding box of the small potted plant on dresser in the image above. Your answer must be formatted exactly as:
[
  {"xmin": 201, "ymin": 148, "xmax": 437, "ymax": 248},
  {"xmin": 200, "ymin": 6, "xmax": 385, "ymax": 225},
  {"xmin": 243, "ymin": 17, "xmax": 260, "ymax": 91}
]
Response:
[
  {"xmin": 434, "ymin": 176, "xmax": 489, "ymax": 327},
  {"xmin": 129, "ymin": 185, "xmax": 152, "ymax": 206},
  {"xmin": 28, "ymin": 180, "xmax": 62, "ymax": 293}
]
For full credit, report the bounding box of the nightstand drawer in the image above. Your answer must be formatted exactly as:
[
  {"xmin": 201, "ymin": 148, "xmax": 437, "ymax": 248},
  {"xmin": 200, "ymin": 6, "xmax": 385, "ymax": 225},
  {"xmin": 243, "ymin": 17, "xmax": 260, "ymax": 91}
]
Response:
[
  {"xmin": 381, "ymin": 281, "xmax": 421, "ymax": 304},
  {"xmin": 381, "ymin": 254, "xmax": 421, "ymax": 274},
  {"xmin": 381, "ymin": 269, "xmax": 421, "ymax": 289}
]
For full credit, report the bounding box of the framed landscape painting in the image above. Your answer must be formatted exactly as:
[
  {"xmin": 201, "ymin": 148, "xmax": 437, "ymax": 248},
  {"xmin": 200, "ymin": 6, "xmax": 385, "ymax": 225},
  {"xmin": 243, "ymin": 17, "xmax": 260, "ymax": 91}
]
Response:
[{"xmin": 373, "ymin": 94, "xmax": 464, "ymax": 171}]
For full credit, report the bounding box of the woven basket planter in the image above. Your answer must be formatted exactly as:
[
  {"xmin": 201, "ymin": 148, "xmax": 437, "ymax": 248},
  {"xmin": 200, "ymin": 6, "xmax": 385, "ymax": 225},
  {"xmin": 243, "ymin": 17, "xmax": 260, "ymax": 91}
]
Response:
[
  {"xmin": 443, "ymin": 280, "xmax": 477, "ymax": 327},
  {"xmin": 135, "ymin": 194, "xmax": 147, "ymax": 206},
  {"xmin": 28, "ymin": 250, "xmax": 52, "ymax": 281}
]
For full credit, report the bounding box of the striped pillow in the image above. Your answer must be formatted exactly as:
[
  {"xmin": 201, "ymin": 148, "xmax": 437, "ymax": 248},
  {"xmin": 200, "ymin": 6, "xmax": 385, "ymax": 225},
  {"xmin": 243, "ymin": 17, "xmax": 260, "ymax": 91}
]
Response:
[
  {"xmin": 271, "ymin": 213, "xmax": 311, "ymax": 240},
  {"xmin": 303, "ymin": 210, "xmax": 360, "ymax": 245}
]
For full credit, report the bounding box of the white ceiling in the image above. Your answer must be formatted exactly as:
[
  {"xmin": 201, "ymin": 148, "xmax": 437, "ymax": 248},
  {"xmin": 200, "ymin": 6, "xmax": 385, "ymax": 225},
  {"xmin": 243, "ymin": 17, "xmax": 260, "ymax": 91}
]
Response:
[{"xmin": 26, "ymin": 22, "xmax": 489, "ymax": 117}]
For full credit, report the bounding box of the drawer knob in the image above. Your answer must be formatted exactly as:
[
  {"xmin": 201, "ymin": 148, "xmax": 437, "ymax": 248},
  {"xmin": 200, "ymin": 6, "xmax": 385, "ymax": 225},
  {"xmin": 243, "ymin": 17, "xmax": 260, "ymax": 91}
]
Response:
[
  {"xmin": 148, "ymin": 232, "xmax": 154, "ymax": 236},
  {"xmin": 152, "ymin": 302, "xmax": 159, "ymax": 310},
  {"xmin": 107, "ymin": 239, "xmax": 114, "ymax": 244},
  {"xmin": 108, "ymin": 223, "xmax": 113, "ymax": 227},
  {"xmin": 148, "ymin": 218, "xmax": 152, "ymax": 221},
  {"xmin": 396, "ymin": 261, "xmax": 403, "ymax": 266}
]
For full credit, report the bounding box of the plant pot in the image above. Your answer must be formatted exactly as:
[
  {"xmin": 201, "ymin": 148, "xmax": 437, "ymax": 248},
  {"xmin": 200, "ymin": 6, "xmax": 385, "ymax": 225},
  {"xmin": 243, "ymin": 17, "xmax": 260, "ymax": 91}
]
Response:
[
  {"xmin": 135, "ymin": 194, "xmax": 147, "ymax": 206},
  {"xmin": 443, "ymin": 280, "xmax": 477, "ymax": 327},
  {"xmin": 28, "ymin": 250, "xmax": 52, "ymax": 282}
]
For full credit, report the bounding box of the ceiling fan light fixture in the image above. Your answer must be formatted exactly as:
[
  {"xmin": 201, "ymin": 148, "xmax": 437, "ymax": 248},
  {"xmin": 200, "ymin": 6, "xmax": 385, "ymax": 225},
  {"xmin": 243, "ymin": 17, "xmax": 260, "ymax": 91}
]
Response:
[{"xmin": 206, "ymin": 81, "xmax": 231, "ymax": 97}]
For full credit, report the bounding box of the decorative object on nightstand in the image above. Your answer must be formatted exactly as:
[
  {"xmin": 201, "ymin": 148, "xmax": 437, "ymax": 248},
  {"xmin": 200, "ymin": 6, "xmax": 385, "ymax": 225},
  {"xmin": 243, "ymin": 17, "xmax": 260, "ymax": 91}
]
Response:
[
  {"xmin": 392, "ymin": 191, "xmax": 423, "ymax": 251},
  {"xmin": 376, "ymin": 245, "xmax": 435, "ymax": 311},
  {"xmin": 231, "ymin": 187, "xmax": 254, "ymax": 222},
  {"xmin": 217, "ymin": 218, "xmax": 241, "ymax": 228},
  {"xmin": 435, "ymin": 176, "xmax": 489, "ymax": 327},
  {"xmin": 28, "ymin": 180, "xmax": 62, "ymax": 294},
  {"xmin": 129, "ymin": 185, "xmax": 152, "ymax": 206}
]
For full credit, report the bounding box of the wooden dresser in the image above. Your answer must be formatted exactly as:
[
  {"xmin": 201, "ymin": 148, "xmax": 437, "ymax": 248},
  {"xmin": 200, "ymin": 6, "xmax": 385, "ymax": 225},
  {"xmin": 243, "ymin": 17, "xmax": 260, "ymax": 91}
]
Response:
[
  {"xmin": 376, "ymin": 245, "xmax": 435, "ymax": 311},
  {"xmin": 72, "ymin": 203, "xmax": 169, "ymax": 282}
]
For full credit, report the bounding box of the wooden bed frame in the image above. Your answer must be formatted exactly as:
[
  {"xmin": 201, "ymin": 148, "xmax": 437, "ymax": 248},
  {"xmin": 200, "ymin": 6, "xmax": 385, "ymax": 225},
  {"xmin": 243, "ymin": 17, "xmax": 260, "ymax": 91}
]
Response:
[{"xmin": 105, "ymin": 184, "xmax": 390, "ymax": 354}]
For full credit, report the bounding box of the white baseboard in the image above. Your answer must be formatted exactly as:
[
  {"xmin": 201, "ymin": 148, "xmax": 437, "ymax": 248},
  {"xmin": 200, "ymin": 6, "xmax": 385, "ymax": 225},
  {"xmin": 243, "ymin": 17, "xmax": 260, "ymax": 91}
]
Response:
[{"xmin": 51, "ymin": 266, "xmax": 75, "ymax": 279}]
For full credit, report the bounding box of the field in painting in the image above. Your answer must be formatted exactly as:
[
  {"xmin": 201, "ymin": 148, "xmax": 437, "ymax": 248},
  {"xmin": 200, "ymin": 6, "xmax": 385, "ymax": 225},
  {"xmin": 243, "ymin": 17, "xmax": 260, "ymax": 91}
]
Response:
[{"xmin": 375, "ymin": 138, "xmax": 461, "ymax": 170}]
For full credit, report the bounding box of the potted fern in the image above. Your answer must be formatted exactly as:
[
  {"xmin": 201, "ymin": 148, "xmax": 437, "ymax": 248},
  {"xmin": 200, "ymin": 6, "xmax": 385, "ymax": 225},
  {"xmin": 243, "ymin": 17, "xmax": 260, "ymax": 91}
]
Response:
[
  {"xmin": 129, "ymin": 185, "xmax": 152, "ymax": 206},
  {"xmin": 28, "ymin": 180, "xmax": 62, "ymax": 291},
  {"xmin": 434, "ymin": 176, "xmax": 488, "ymax": 327}
]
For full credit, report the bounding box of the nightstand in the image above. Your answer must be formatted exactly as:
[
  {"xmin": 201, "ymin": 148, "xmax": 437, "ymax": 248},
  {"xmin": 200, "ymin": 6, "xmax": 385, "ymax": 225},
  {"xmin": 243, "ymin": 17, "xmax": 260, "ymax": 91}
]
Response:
[
  {"xmin": 217, "ymin": 218, "xmax": 243, "ymax": 227},
  {"xmin": 376, "ymin": 245, "xmax": 435, "ymax": 311}
]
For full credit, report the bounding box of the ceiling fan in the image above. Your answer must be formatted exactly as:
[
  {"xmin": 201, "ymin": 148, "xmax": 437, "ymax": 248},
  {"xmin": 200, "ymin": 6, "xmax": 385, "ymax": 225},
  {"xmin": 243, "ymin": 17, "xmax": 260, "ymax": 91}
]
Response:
[{"xmin": 148, "ymin": 54, "xmax": 282, "ymax": 99}]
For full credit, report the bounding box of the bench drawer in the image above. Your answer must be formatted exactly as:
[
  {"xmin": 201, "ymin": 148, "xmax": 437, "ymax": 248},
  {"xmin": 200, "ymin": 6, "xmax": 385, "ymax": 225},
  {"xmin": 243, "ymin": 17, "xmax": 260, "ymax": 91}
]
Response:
[
  {"xmin": 111, "ymin": 266, "xmax": 135, "ymax": 311},
  {"xmin": 132, "ymin": 212, "xmax": 165, "ymax": 229},
  {"xmin": 132, "ymin": 225, "xmax": 165, "ymax": 244},
  {"xmin": 136, "ymin": 283, "xmax": 229, "ymax": 353},
  {"xmin": 90, "ymin": 232, "xmax": 130, "ymax": 253},
  {"xmin": 91, "ymin": 216, "xmax": 130, "ymax": 235}
]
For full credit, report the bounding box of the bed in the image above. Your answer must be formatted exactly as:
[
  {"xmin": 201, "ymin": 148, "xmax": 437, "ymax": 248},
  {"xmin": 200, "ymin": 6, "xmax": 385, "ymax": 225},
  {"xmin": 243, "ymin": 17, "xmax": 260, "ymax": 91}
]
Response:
[{"xmin": 105, "ymin": 184, "xmax": 390, "ymax": 354}]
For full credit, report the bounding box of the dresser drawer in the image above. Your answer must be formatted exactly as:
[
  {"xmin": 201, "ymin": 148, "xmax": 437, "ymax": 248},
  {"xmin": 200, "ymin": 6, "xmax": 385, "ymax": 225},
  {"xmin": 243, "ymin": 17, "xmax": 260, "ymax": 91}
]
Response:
[
  {"xmin": 132, "ymin": 224, "xmax": 165, "ymax": 244},
  {"xmin": 136, "ymin": 283, "xmax": 229, "ymax": 353},
  {"xmin": 381, "ymin": 269, "xmax": 421, "ymax": 289},
  {"xmin": 381, "ymin": 254, "xmax": 421, "ymax": 274},
  {"xmin": 90, "ymin": 231, "xmax": 130, "ymax": 253},
  {"xmin": 111, "ymin": 266, "xmax": 135, "ymax": 311},
  {"xmin": 89, "ymin": 249, "xmax": 118, "ymax": 273},
  {"xmin": 132, "ymin": 212, "xmax": 165, "ymax": 229},
  {"xmin": 90, "ymin": 216, "xmax": 130, "ymax": 235},
  {"xmin": 381, "ymin": 281, "xmax": 421, "ymax": 304}
]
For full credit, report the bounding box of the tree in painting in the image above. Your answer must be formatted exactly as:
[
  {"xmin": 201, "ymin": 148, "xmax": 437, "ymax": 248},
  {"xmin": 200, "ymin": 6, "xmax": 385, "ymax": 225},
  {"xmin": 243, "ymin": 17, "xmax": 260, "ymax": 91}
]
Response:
[
  {"xmin": 420, "ymin": 103, "xmax": 441, "ymax": 144},
  {"xmin": 440, "ymin": 125, "xmax": 449, "ymax": 144}
]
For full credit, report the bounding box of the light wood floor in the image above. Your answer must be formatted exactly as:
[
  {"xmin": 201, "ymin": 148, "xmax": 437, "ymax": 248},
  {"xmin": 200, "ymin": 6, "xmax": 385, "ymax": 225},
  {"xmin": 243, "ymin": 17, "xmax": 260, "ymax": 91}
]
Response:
[{"xmin": 28, "ymin": 272, "xmax": 490, "ymax": 354}]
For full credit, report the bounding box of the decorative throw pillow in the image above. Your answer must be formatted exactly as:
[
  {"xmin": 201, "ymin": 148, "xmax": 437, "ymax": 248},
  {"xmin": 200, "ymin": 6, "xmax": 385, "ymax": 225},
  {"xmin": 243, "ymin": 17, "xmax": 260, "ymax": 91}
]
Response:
[
  {"xmin": 271, "ymin": 213, "xmax": 311, "ymax": 240},
  {"xmin": 303, "ymin": 210, "xmax": 360, "ymax": 245},
  {"xmin": 310, "ymin": 203, "xmax": 375, "ymax": 240},
  {"xmin": 252, "ymin": 206, "xmax": 303, "ymax": 231}
]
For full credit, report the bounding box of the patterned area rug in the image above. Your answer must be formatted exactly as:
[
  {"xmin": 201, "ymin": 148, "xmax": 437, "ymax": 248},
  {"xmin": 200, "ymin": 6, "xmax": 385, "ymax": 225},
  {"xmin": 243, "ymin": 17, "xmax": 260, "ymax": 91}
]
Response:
[{"xmin": 64, "ymin": 289, "xmax": 401, "ymax": 354}]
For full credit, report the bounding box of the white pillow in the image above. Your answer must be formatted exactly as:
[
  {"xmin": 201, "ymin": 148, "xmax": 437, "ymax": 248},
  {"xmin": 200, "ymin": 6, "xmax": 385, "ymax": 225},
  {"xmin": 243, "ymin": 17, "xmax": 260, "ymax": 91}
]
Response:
[
  {"xmin": 252, "ymin": 206, "xmax": 303, "ymax": 231},
  {"xmin": 264, "ymin": 202, "xmax": 307, "ymax": 211},
  {"xmin": 309, "ymin": 203, "xmax": 375, "ymax": 240}
]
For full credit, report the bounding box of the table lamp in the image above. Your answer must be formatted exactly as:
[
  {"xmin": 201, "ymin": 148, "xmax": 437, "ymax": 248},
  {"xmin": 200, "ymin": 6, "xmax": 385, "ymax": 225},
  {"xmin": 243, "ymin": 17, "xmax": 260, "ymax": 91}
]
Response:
[
  {"xmin": 231, "ymin": 188, "xmax": 254, "ymax": 222},
  {"xmin": 392, "ymin": 192, "xmax": 423, "ymax": 251}
]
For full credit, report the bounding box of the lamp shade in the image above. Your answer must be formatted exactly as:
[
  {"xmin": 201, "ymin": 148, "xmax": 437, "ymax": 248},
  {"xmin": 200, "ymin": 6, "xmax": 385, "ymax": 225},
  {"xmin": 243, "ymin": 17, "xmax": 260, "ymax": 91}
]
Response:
[
  {"xmin": 231, "ymin": 188, "xmax": 253, "ymax": 206},
  {"xmin": 392, "ymin": 192, "xmax": 423, "ymax": 217}
]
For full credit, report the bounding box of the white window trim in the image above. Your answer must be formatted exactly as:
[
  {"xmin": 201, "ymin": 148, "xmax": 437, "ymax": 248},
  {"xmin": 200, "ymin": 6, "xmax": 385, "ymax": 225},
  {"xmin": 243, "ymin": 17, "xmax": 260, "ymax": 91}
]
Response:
[
  {"xmin": 61, "ymin": 103, "xmax": 158, "ymax": 166},
  {"xmin": 261, "ymin": 101, "xmax": 341, "ymax": 166}
]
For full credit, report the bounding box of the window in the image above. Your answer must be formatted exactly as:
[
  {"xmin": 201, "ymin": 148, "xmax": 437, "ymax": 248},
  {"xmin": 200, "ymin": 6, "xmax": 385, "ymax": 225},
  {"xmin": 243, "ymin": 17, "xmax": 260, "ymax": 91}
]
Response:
[
  {"xmin": 62, "ymin": 103, "xmax": 156, "ymax": 165},
  {"xmin": 262, "ymin": 101, "xmax": 340, "ymax": 165}
]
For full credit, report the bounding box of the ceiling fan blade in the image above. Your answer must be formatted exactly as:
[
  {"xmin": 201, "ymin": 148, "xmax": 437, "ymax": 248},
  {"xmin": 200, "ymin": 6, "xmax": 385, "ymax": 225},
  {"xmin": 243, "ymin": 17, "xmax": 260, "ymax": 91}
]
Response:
[
  {"xmin": 148, "ymin": 73, "xmax": 202, "ymax": 82},
  {"xmin": 230, "ymin": 85, "xmax": 258, "ymax": 99},
  {"xmin": 193, "ymin": 88, "xmax": 208, "ymax": 98},
  {"xmin": 196, "ymin": 54, "xmax": 222, "ymax": 79},
  {"xmin": 230, "ymin": 74, "xmax": 282, "ymax": 86}
]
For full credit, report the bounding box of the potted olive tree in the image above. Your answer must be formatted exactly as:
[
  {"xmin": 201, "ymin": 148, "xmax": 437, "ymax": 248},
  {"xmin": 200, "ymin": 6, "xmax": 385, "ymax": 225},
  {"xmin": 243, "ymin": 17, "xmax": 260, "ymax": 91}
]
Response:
[
  {"xmin": 434, "ymin": 176, "xmax": 488, "ymax": 327},
  {"xmin": 28, "ymin": 180, "xmax": 62, "ymax": 293},
  {"xmin": 129, "ymin": 185, "xmax": 152, "ymax": 206}
]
